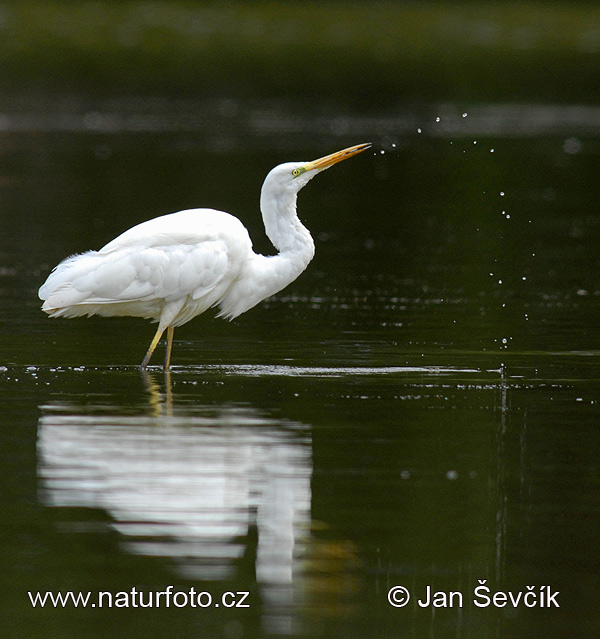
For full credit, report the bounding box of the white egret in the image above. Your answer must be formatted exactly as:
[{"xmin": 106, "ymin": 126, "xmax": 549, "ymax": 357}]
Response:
[{"xmin": 39, "ymin": 143, "xmax": 371, "ymax": 370}]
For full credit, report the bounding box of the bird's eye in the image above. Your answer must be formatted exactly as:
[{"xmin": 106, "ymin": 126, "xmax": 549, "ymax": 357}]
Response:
[{"xmin": 292, "ymin": 168, "xmax": 301, "ymax": 177}]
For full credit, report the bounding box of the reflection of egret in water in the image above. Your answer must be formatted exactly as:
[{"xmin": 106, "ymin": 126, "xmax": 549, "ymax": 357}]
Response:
[
  {"xmin": 141, "ymin": 369, "xmax": 173, "ymax": 415},
  {"xmin": 37, "ymin": 398, "xmax": 312, "ymax": 634}
]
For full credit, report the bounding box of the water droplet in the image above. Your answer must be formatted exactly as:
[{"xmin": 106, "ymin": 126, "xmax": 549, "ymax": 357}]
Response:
[{"xmin": 563, "ymin": 137, "xmax": 582, "ymax": 154}]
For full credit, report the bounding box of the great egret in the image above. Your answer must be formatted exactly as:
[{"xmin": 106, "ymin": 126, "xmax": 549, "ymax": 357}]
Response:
[{"xmin": 39, "ymin": 143, "xmax": 371, "ymax": 370}]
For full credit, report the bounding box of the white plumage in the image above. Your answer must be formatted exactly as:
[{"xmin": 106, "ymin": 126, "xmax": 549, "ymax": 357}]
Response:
[{"xmin": 39, "ymin": 143, "xmax": 370, "ymax": 369}]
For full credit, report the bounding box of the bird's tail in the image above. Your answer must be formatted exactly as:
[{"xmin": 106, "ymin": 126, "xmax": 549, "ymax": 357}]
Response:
[{"xmin": 39, "ymin": 251, "xmax": 100, "ymax": 315}]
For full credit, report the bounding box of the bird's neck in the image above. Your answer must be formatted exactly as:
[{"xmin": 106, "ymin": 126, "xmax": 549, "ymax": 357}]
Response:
[
  {"xmin": 216, "ymin": 181, "xmax": 316, "ymax": 320},
  {"xmin": 260, "ymin": 184, "xmax": 315, "ymax": 266},
  {"xmin": 247, "ymin": 182, "xmax": 315, "ymax": 304}
]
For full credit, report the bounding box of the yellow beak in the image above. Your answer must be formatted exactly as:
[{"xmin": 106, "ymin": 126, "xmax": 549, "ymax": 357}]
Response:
[{"xmin": 306, "ymin": 142, "xmax": 372, "ymax": 172}]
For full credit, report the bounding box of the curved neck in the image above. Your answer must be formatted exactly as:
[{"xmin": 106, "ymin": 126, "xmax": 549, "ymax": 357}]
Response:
[
  {"xmin": 217, "ymin": 181, "xmax": 315, "ymax": 320},
  {"xmin": 260, "ymin": 183, "xmax": 313, "ymax": 256},
  {"xmin": 258, "ymin": 180, "xmax": 315, "ymax": 292}
]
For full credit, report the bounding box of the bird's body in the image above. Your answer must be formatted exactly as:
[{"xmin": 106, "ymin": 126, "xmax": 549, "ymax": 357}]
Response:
[
  {"xmin": 39, "ymin": 143, "xmax": 370, "ymax": 369},
  {"xmin": 40, "ymin": 208, "xmax": 298, "ymax": 323}
]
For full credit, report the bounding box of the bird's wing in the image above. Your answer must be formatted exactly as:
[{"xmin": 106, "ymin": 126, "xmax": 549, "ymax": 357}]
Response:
[
  {"xmin": 40, "ymin": 209, "xmax": 252, "ymax": 315},
  {"xmin": 95, "ymin": 241, "xmax": 234, "ymax": 302}
]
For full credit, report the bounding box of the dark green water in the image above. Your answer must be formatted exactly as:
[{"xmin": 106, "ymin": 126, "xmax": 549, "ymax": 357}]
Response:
[{"xmin": 1, "ymin": 102, "xmax": 599, "ymax": 638}]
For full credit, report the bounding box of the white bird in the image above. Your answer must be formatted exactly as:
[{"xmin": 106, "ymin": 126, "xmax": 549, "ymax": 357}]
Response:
[{"xmin": 39, "ymin": 143, "xmax": 371, "ymax": 370}]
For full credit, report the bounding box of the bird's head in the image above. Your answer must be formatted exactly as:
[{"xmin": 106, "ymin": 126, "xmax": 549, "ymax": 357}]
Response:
[
  {"xmin": 263, "ymin": 143, "xmax": 372, "ymax": 194},
  {"xmin": 259, "ymin": 143, "xmax": 371, "ymax": 252}
]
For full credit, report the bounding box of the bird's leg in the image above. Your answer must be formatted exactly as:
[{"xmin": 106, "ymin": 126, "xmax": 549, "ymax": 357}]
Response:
[
  {"xmin": 140, "ymin": 325, "xmax": 165, "ymax": 370},
  {"xmin": 164, "ymin": 326, "xmax": 174, "ymax": 372}
]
